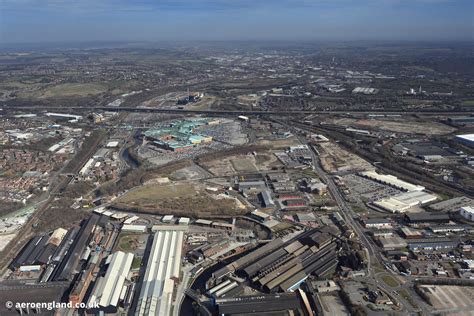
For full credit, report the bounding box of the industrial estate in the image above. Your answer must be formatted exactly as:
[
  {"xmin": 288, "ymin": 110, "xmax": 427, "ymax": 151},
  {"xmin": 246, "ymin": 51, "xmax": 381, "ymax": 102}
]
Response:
[{"xmin": 0, "ymin": 41, "xmax": 474, "ymax": 316}]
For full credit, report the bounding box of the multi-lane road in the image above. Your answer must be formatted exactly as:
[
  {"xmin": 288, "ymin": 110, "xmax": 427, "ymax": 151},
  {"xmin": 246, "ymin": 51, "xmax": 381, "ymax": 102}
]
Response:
[{"xmin": 2, "ymin": 105, "xmax": 473, "ymax": 117}]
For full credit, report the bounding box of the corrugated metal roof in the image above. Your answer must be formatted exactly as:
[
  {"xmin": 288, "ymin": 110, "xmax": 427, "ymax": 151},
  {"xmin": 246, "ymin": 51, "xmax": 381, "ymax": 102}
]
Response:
[
  {"xmin": 88, "ymin": 251, "xmax": 134, "ymax": 308},
  {"xmin": 135, "ymin": 230, "xmax": 184, "ymax": 316}
]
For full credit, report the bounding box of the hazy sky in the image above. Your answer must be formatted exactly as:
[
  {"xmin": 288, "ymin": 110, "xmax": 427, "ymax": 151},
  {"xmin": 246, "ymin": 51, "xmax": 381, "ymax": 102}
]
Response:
[{"xmin": 0, "ymin": 0, "xmax": 473, "ymax": 43}]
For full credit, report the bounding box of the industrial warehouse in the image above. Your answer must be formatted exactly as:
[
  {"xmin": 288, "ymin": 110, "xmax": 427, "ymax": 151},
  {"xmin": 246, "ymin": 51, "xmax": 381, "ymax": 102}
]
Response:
[
  {"xmin": 87, "ymin": 251, "xmax": 134, "ymax": 310},
  {"xmin": 3, "ymin": 212, "xmax": 189, "ymax": 315},
  {"xmin": 134, "ymin": 228, "xmax": 185, "ymax": 316},
  {"xmin": 211, "ymin": 227, "xmax": 339, "ymax": 295}
]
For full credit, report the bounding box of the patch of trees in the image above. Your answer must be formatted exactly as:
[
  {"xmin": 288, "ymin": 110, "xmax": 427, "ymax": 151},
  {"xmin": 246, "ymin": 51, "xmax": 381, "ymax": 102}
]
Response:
[
  {"xmin": 96, "ymin": 167, "xmax": 146, "ymax": 197},
  {"xmin": 34, "ymin": 201, "xmax": 89, "ymax": 232},
  {"xmin": 62, "ymin": 181, "xmax": 94, "ymax": 199},
  {"xmin": 235, "ymin": 218, "xmax": 271, "ymax": 240}
]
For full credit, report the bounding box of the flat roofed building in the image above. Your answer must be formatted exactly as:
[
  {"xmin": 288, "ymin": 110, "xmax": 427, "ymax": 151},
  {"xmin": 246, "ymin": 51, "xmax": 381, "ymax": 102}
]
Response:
[
  {"xmin": 430, "ymin": 225, "xmax": 468, "ymax": 233},
  {"xmin": 407, "ymin": 238, "xmax": 458, "ymax": 251},
  {"xmin": 359, "ymin": 171, "xmax": 425, "ymax": 192},
  {"xmin": 178, "ymin": 217, "xmax": 190, "ymax": 225},
  {"xmin": 45, "ymin": 112, "xmax": 82, "ymax": 120},
  {"xmin": 124, "ymin": 216, "xmax": 140, "ymax": 225},
  {"xmin": 238, "ymin": 181, "xmax": 266, "ymax": 192},
  {"xmin": 47, "ymin": 228, "xmax": 68, "ymax": 247},
  {"xmin": 377, "ymin": 236, "xmax": 407, "ymax": 250},
  {"xmin": 405, "ymin": 212, "xmax": 451, "ymax": 224},
  {"xmin": 88, "ymin": 251, "xmax": 134, "ymax": 308},
  {"xmin": 400, "ymin": 227, "xmax": 423, "ymax": 239},
  {"xmin": 161, "ymin": 215, "xmax": 174, "ymax": 223},
  {"xmin": 106, "ymin": 141, "xmax": 119, "ymax": 148},
  {"xmin": 448, "ymin": 117, "xmax": 474, "ymax": 125},
  {"xmin": 364, "ymin": 218, "xmax": 392, "ymax": 229},
  {"xmin": 122, "ymin": 225, "xmax": 147, "ymax": 233},
  {"xmin": 460, "ymin": 206, "xmax": 474, "ymax": 221},
  {"xmin": 194, "ymin": 219, "xmax": 212, "ymax": 226},
  {"xmin": 373, "ymin": 191, "xmax": 437, "ymax": 213},
  {"xmin": 429, "ymin": 197, "xmax": 473, "ymax": 212}
]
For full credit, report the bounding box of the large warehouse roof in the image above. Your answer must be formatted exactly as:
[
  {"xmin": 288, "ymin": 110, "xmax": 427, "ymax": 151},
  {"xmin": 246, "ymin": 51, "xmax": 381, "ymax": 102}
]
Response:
[
  {"xmin": 360, "ymin": 170, "xmax": 425, "ymax": 192},
  {"xmin": 456, "ymin": 134, "xmax": 474, "ymax": 142},
  {"xmin": 373, "ymin": 191, "xmax": 437, "ymax": 213},
  {"xmin": 455, "ymin": 134, "xmax": 474, "ymax": 148},
  {"xmin": 135, "ymin": 229, "xmax": 184, "ymax": 316},
  {"xmin": 88, "ymin": 251, "xmax": 134, "ymax": 308},
  {"xmin": 405, "ymin": 212, "xmax": 451, "ymax": 223}
]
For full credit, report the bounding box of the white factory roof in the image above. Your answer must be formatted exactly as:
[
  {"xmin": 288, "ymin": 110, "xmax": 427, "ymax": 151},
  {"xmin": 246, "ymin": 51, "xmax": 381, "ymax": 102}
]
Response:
[
  {"xmin": 79, "ymin": 158, "xmax": 95, "ymax": 175},
  {"xmin": 135, "ymin": 229, "xmax": 184, "ymax": 316},
  {"xmin": 461, "ymin": 206, "xmax": 474, "ymax": 214},
  {"xmin": 352, "ymin": 87, "xmax": 376, "ymax": 94},
  {"xmin": 122, "ymin": 224, "xmax": 147, "ymax": 232},
  {"xmin": 161, "ymin": 215, "xmax": 174, "ymax": 222},
  {"xmin": 360, "ymin": 170, "xmax": 425, "ymax": 192},
  {"xmin": 178, "ymin": 217, "xmax": 190, "ymax": 225},
  {"xmin": 106, "ymin": 141, "xmax": 120, "ymax": 148},
  {"xmin": 102, "ymin": 210, "xmax": 113, "ymax": 217},
  {"xmin": 48, "ymin": 144, "xmax": 61, "ymax": 152},
  {"xmin": 88, "ymin": 251, "xmax": 134, "ymax": 308},
  {"xmin": 19, "ymin": 265, "xmax": 42, "ymax": 272},
  {"xmin": 395, "ymin": 191, "xmax": 438, "ymax": 205},
  {"xmin": 456, "ymin": 134, "xmax": 474, "ymax": 142},
  {"xmin": 111, "ymin": 212, "xmax": 128, "ymax": 220},
  {"xmin": 93, "ymin": 207, "xmax": 106, "ymax": 214},
  {"xmin": 124, "ymin": 216, "xmax": 140, "ymax": 224},
  {"xmin": 14, "ymin": 113, "xmax": 37, "ymax": 118},
  {"xmin": 45, "ymin": 112, "xmax": 83, "ymax": 119},
  {"xmin": 373, "ymin": 191, "xmax": 437, "ymax": 213}
]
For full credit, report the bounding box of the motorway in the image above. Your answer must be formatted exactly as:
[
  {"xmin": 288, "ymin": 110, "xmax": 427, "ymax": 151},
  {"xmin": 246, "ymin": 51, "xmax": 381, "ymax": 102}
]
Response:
[{"xmin": 2, "ymin": 105, "xmax": 473, "ymax": 116}]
